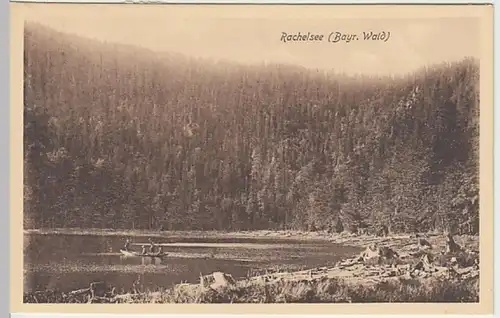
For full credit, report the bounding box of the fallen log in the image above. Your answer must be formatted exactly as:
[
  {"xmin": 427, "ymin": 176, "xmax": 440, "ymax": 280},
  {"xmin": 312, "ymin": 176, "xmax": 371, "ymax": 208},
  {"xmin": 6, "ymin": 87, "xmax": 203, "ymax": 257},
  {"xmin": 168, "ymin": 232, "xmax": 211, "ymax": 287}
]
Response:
[{"xmin": 69, "ymin": 287, "xmax": 91, "ymax": 297}]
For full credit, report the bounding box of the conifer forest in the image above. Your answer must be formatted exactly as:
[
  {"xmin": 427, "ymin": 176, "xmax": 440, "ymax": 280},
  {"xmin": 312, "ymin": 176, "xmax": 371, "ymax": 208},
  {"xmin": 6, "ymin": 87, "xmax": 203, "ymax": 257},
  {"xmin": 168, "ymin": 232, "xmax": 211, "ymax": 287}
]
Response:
[{"xmin": 23, "ymin": 23, "xmax": 480, "ymax": 235}]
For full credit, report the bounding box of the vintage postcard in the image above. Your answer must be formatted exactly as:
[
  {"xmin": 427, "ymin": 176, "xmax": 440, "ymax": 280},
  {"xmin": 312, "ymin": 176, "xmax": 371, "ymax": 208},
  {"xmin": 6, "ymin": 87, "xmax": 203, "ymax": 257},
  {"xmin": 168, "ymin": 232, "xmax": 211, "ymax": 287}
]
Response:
[{"xmin": 10, "ymin": 2, "xmax": 494, "ymax": 315}]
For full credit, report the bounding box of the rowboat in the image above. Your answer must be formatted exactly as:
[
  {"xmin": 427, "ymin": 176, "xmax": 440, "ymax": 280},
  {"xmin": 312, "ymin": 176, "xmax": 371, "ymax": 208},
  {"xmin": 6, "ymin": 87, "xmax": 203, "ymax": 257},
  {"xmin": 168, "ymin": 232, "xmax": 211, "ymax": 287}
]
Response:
[{"xmin": 120, "ymin": 249, "xmax": 167, "ymax": 258}]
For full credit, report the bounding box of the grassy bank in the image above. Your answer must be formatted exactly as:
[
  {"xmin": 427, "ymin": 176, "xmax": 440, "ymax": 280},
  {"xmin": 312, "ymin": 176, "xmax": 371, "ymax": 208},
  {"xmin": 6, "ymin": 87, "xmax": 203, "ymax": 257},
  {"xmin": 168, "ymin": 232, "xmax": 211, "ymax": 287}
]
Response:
[
  {"xmin": 156, "ymin": 276, "xmax": 479, "ymax": 303},
  {"xmin": 25, "ymin": 275, "xmax": 479, "ymax": 304}
]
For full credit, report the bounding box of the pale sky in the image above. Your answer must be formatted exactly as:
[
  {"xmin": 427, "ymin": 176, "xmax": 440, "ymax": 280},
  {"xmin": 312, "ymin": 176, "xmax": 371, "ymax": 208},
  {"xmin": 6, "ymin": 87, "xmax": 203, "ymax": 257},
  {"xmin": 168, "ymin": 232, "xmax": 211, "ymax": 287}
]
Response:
[{"xmin": 18, "ymin": 4, "xmax": 482, "ymax": 75}]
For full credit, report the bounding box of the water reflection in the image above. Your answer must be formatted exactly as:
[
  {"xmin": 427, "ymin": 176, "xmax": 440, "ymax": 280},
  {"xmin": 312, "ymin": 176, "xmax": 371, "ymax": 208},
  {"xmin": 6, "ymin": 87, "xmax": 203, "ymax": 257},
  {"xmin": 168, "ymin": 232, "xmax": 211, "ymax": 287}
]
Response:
[
  {"xmin": 24, "ymin": 233, "xmax": 362, "ymax": 293},
  {"xmin": 118, "ymin": 255, "xmax": 164, "ymax": 266}
]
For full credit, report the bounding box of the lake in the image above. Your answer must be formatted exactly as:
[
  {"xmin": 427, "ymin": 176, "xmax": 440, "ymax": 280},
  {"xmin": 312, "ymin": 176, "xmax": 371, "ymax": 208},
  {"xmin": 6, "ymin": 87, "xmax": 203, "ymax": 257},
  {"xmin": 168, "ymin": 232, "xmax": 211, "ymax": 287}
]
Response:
[{"xmin": 24, "ymin": 233, "xmax": 362, "ymax": 294}]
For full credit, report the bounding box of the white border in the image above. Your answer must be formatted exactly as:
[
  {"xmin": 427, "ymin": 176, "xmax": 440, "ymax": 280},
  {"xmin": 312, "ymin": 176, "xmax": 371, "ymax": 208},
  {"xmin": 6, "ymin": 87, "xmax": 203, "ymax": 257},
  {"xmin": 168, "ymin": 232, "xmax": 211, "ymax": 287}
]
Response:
[
  {"xmin": 7, "ymin": 1, "xmax": 498, "ymax": 318},
  {"xmin": 7, "ymin": 0, "xmax": 497, "ymax": 3}
]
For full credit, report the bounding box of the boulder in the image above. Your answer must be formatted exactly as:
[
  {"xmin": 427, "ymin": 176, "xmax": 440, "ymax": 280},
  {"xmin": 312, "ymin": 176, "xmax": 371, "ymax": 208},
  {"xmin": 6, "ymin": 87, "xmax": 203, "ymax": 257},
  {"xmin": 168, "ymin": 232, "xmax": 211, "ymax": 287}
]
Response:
[
  {"xmin": 359, "ymin": 244, "xmax": 380, "ymax": 261},
  {"xmin": 358, "ymin": 244, "xmax": 399, "ymax": 264},
  {"xmin": 418, "ymin": 238, "xmax": 432, "ymax": 249},
  {"xmin": 200, "ymin": 272, "xmax": 236, "ymax": 291}
]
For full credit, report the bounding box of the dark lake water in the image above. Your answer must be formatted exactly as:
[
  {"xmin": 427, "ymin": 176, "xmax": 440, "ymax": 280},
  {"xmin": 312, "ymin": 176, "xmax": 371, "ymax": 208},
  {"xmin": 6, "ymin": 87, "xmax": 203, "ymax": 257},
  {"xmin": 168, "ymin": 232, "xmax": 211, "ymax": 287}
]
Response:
[{"xmin": 24, "ymin": 233, "xmax": 362, "ymax": 293}]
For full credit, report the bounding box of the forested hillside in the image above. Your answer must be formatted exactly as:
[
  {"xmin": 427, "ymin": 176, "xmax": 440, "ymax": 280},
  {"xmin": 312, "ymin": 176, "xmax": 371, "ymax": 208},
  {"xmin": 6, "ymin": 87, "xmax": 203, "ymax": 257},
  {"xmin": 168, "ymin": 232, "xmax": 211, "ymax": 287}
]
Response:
[{"xmin": 23, "ymin": 23, "xmax": 480, "ymax": 234}]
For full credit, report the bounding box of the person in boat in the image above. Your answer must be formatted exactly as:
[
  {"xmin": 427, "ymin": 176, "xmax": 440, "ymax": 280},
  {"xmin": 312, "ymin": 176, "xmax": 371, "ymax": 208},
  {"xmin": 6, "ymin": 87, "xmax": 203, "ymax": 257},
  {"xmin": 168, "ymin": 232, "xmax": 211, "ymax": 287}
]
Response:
[
  {"xmin": 148, "ymin": 238, "xmax": 156, "ymax": 254},
  {"xmin": 123, "ymin": 238, "xmax": 131, "ymax": 251},
  {"xmin": 156, "ymin": 246, "xmax": 163, "ymax": 256},
  {"xmin": 141, "ymin": 245, "xmax": 147, "ymax": 255}
]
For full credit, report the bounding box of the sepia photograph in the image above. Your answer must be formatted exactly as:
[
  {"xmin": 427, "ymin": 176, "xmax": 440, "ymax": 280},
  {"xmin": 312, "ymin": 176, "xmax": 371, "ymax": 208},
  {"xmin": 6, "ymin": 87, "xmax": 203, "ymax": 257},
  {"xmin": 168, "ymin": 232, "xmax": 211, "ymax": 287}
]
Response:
[{"xmin": 10, "ymin": 2, "xmax": 494, "ymax": 314}]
